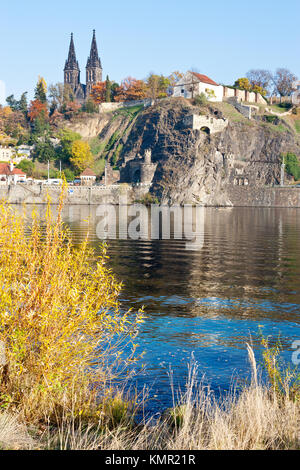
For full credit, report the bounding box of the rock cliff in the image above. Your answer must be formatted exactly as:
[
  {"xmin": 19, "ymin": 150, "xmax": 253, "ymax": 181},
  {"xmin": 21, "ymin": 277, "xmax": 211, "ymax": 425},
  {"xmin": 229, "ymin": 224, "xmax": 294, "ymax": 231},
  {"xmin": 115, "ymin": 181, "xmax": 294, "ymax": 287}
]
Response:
[{"xmin": 63, "ymin": 98, "xmax": 300, "ymax": 205}]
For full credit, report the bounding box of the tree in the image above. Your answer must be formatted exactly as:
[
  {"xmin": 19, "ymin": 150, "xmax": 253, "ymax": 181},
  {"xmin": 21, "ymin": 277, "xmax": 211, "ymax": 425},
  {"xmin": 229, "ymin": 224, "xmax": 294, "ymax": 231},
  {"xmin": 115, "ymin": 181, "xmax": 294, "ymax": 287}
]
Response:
[
  {"xmin": 90, "ymin": 81, "xmax": 106, "ymax": 104},
  {"xmin": 28, "ymin": 99, "xmax": 48, "ymax": 122},
  {"xmin": 168, "ymin": 71, "xmax": 184, "ymax": 88},
  {"xmin": 19, "ymin": 92, "xmax": 28, "ymax": 115},
  {"xmin": 6, "ymin": 95, "xmax": 19, "ymax": 111},
  {"xmin": 49, "ymin": 83, "xmax": 76, "ymax": 113},
  {"xmin": 105, "ymin": 75, "xmax": 112, "ymax": 102},
  {"xmin": 146, "ymin": 74, "xmax": 170, "ymax": 100},
  {"xmin": 34, "ymin": 139, "xmax": 56, "ymax": 162},
  {"xmin": 273, "ymin": 68, "xmax": 297, "ymax": 99},
  {"xmin": 57, "ymin": 128, "xmax": 82, "ymax": 163},
  {"xmin": 70, "ymin": 140, "xmax": 93, "ymax": 172},
  {"xmin": 114, "ymin": 77, "xmax": 147, "ymax": 102},
  {"xmin": 34, "ymin": 77, "xmax": 47, "ymax": 103},
  {"xmin": 252, "ymin": 85, "xmax": 267, "ymax": 97},
  {"xmin": 234, "ymin": 77, "xmax": 252, "ymax": 91},
  {"xmin": 16, "ymin": 159, "xmax": 35, "ymax": 176},
  {"xmin": 246, "ymin": 69, "xmax": 272, "ymax": 95}
]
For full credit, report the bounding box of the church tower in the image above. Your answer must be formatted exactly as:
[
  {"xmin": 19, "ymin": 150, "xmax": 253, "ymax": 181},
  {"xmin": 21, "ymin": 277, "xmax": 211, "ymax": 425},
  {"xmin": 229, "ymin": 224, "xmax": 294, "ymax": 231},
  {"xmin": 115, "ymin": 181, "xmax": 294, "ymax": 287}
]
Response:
[
  {"xmin": 64, "ymin": 33, "xmax": 81, "ymax": 90},
  {"xmin": 86, "ymin": 30, "xmax": 102, "ymax": 97}
]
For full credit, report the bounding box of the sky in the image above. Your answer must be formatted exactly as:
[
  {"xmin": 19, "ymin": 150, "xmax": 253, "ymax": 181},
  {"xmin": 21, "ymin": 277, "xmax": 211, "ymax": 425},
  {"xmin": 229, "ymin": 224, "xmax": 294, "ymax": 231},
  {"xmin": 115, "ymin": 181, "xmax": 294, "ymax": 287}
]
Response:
[{"xmin": 0, "ymin": 0, "xmax": 300, "ymax": 104}]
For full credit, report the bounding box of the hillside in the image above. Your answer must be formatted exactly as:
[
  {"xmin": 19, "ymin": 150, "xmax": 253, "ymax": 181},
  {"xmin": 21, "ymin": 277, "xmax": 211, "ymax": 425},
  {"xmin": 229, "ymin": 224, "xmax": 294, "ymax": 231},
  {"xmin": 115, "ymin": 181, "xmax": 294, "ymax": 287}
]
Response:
[{"xmin": 62, "ymin": 98, "xmax": 300, "ymax": 204}]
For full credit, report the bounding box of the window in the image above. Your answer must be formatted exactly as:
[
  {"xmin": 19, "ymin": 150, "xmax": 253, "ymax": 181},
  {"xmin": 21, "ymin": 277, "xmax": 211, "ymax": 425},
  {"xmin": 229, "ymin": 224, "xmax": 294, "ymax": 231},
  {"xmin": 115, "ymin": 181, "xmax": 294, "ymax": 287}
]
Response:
[{"xmin": 181, "ymin": 89, "xmax": 185, "ymax": 94}]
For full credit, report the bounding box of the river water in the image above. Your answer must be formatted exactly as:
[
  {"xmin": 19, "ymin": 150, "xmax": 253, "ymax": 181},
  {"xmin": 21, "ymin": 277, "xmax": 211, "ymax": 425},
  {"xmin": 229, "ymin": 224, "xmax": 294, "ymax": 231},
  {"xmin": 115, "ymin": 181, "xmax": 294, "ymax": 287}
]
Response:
[{"xmin": 24, "ymin": 205, "xmax": 300, "ymax": 413}]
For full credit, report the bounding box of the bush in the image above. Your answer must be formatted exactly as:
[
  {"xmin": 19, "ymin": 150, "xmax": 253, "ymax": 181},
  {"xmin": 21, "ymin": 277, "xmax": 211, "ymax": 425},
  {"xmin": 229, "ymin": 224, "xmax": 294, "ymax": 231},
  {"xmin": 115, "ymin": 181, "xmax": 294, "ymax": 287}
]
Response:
[
  {"xmin": 16, "ymin": 160, "xmax": 35, "ymax": 177},
  {"xmin": 0, "ymin": 192, "xmax": 143, "ymax": 423},
  {"xmin": 193, "ymin": 93, "xmax": 208, "ymax": 106},
  {"xmin": 282, "ymin": 152, "xmax": 300, "ymax": 181}
]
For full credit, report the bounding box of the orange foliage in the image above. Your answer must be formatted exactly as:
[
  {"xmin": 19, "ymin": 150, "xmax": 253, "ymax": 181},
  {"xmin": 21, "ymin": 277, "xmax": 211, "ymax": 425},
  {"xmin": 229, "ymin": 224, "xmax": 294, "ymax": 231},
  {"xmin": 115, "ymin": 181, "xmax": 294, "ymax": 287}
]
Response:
[
  {"xmin": 90, "ymin": 82, "xmax": 106, "ymax": 104},
  {"xmin": 114, "ymin": 77, "xmax": 147, "ymax": 102},
  {"xmin": 28, "ymin": 100, "xmax": 48, "ymax": 122}
]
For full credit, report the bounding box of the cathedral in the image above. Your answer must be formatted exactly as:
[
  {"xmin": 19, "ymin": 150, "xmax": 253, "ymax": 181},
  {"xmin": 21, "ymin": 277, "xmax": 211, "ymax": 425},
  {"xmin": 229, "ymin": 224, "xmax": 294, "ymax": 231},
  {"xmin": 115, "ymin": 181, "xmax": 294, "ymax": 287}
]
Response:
[{"xmin": 64, "ymin": 30, "xmax": 102, "ymax": 103}]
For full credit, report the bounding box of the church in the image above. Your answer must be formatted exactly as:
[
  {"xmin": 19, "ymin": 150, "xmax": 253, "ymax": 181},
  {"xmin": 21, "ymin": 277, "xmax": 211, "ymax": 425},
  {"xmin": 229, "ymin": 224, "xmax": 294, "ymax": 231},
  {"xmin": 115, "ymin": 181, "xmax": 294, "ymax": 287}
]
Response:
[{"xmin": 64, "ymin": 30, "xmax": 102, "ymax": 103}]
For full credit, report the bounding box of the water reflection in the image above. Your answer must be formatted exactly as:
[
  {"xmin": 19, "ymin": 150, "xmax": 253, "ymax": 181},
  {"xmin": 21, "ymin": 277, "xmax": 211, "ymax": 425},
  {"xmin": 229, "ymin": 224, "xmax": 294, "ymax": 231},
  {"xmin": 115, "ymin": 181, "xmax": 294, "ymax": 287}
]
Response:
[{"xmin": 16, "ymin": 205, "xmax": 300, "ymax": 412}]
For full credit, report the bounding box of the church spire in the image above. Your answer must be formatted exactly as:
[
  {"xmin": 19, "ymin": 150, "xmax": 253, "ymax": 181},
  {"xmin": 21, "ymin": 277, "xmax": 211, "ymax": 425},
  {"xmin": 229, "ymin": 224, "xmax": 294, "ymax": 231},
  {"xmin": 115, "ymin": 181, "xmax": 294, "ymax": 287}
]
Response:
[
  {"xmin": 86, "ymin": 29, "xmax": 102, "ymax": 69},
  {"xmin": 65, "ymin": 33, "xmax": 80, "ymax": 71}
]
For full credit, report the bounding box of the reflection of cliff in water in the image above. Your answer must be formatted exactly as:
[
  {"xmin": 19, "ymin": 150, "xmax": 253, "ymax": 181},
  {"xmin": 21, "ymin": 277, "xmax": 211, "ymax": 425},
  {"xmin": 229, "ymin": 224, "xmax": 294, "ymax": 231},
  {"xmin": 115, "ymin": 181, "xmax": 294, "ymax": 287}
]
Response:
[{"xmin": 17, "ymin": 204, "xmax": 300, "ymax": 326}]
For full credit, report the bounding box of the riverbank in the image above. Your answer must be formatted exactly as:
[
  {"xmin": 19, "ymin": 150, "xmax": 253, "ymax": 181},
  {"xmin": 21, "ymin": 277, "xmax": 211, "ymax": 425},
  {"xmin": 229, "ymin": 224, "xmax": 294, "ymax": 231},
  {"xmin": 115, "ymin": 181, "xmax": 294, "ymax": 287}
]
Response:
[
  {"xmin": 2, "ymin": 184, "xmax": 300, "ymax": 207},
  {"xmin": 1, "ymin": 354, "xmax": 299, "ymax": 450}
]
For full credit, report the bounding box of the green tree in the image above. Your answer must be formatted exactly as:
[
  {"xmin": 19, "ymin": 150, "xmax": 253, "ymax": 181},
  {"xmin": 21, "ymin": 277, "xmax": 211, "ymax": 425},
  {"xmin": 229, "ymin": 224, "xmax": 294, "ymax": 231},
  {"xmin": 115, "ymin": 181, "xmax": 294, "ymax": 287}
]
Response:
[
  {"xmin": 19, "ymin": 92, "xmax": 28, "ymax": 115},
  {"xmin": 283, "ymin": 153, "xmax": 300, "ymax": 181},
  {"xmin": 57, "ymin": 128, "xmax": 82, "ymax": 164},
  {"xmin": 34, "ymin": 139, "xmax": 56, "ymax": 162},
  {"xmin": 105, "ymin": 75, "xmax": 112, "ymax": 102},
  {"xmin": 16, "ymin": 159, "xmax": 35, "ymax": 176},
  {"xmin": 34, "ymin": 77, "xmax": 47, "ymax": 103}
]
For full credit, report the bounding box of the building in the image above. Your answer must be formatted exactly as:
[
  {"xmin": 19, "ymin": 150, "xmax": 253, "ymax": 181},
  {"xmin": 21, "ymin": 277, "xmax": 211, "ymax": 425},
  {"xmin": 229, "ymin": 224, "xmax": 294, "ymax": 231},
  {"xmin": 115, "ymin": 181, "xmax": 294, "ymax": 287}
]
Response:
[
  {"xmin": 292, "ymin": 81, "xmax": 300, "ymax": 106},
  {"xmin": 64, "ymin": 30, "xmax": 102, "ymax": 103},
  {"xmin": 0, "ymin": 162, "xmax": 26, "ymax": 184},
  {"xmin": 173, "ymin": 71, "xmax": 223, "ymax": 102},
  {"xmin": 80, "ymin": 168, "xmax": 96, "ymax": 185},
  {"xmin": 172, "ymin": 71, "xmax": 266, "ymax": 104},
  {"xmin": 0, "ymin": 146, "xmax": 14, "ymax": 162}
]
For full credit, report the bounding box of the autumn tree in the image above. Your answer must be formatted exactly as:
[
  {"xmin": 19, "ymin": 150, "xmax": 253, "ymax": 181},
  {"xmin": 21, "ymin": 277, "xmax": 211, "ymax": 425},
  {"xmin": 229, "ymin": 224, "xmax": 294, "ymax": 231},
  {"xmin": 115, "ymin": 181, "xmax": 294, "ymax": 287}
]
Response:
[
  {"xmin": 90, "ymin": 81, "xmax": 106, "ymax": 104},
  {"xmin": 48, "ymin": 83, "xmax": 75, "ymax": 113},
  {"xmin": 234, "ymin": 77, "xmax": 252, "ymax": 91},
  {"xmin": 146, "ymin": 74, "xmax": 170, "ymax": 99},
  {"xmin": 70, "ymin": 140, "xmax": 94, "ymax": 172},
  {"xmin": 114, "ymin": 77, "xmax": 147, "ymax": 102},
  {"xmin": 272, "ymin": 68, "xmax": 297, "ymax": 100},
  {"xmin": 168, "ymin": 71, "xmax": 184, "ymax": 88},
  {"xmin": 28, "ymin": 99, "xmax": 48, "ymax": 122}
]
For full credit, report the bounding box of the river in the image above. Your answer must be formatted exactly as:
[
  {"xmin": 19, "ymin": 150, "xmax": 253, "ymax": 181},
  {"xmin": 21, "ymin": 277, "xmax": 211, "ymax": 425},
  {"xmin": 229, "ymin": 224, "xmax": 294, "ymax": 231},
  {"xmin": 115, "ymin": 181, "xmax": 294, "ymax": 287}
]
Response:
[{"xmin": 22, "ymin": 204, "xmax": 300, "ymax": 414}]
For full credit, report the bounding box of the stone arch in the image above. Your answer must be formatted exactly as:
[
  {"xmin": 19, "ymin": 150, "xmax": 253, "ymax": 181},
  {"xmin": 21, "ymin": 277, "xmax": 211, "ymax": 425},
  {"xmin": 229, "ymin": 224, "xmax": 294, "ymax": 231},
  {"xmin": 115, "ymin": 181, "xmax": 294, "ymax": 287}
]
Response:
[
  {"xmin": 132, "ymin": 167, "xmax": 141, "ymax": 183},
  {"xmin": 200, "ymin": 126, "xmax": 211, "ymax": 135}
]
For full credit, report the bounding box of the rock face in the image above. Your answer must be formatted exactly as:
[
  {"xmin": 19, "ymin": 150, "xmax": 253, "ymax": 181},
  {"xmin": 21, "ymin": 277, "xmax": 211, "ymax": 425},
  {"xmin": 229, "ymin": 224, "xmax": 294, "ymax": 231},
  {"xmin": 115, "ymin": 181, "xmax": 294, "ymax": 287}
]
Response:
[
  {"xmin": 119, "ymin": 98, "xmax": 300, "ymax": 205},
  {"xmin": 62, "ymin": 98, "xmax": 300, "ymax": 205}
]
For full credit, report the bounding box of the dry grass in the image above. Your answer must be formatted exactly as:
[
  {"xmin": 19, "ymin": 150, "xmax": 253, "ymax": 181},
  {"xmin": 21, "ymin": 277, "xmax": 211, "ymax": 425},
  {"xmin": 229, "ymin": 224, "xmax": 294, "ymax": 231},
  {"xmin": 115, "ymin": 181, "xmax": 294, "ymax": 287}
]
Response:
[{"xmin": 19, "ymin": 346, "xmax": 297, "ymax": 450}]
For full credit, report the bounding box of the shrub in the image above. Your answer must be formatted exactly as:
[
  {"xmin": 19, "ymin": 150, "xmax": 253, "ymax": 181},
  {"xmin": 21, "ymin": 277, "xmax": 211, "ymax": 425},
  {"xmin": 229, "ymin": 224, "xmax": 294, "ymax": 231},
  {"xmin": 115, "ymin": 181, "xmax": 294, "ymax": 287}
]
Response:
[
  {"xmin": 282, "ymin": 152, "xmax": 300, "ymax": 181},
  {"xmin": 193, "ymin": 93, "xmax": 208, "ymax": 106},
  {"xmin": 0, "ymin": 190, "xmax": 143, "ymax": 423}
]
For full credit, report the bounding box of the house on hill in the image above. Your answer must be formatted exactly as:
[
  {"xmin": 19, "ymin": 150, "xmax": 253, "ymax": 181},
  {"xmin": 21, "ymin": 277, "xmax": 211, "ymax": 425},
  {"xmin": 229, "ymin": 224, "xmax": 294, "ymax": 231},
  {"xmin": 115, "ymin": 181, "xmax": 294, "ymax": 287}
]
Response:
[
  {"xmin": 0, "ymin": 162, "xmax": 26, "ymax": 184},
  {"xmin": 173, "ymin": 71, "xmax": 223, "ymax": 102},
  {"xmin": 172, "ymin": 71, "xmax": 266, "ymax": 104}
]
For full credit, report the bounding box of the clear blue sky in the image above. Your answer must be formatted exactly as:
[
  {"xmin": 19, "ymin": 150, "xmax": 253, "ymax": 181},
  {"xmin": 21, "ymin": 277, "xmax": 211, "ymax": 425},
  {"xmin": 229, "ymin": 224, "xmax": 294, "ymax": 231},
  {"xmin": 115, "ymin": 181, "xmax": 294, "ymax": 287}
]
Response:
[{"xmin": 1, "ymin": 0, "xmax": 299, "ymax": 103}]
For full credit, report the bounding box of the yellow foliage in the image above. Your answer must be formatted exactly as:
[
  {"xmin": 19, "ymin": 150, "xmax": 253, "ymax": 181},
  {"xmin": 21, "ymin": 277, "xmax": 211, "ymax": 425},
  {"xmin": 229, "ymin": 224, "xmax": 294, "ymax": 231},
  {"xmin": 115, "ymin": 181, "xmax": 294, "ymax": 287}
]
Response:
[
  {"xmin": 0, "ymin": 189, "xmax": 144, "ymax": 423},
  {"xmin": 70, "ymin": 140, "xmax": 94, "ymax": 172}
]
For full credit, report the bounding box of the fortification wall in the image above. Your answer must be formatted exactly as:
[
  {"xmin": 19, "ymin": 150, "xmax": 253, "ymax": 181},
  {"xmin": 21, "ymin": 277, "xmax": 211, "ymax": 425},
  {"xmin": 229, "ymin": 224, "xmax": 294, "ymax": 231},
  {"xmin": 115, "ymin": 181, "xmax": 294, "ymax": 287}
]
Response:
[
  {"xmin": 225, "ymin": 186, "xmax": 300, "ymax": 207},
  {"xmin": 0, "ymin": 184, "xmax": 150, "ymax": 205}
]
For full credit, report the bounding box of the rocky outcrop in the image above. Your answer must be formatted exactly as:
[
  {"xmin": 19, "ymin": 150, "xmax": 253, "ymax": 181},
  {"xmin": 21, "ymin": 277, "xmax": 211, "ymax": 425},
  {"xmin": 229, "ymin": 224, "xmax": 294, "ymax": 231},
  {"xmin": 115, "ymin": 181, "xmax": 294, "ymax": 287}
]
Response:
[
  {"xmin": 119, "ymin": 99, "xmax": 300, "ymax": 205},
  {"xmin": 62, "ymin": 98, "xmax": 300, "ymax": 206}
]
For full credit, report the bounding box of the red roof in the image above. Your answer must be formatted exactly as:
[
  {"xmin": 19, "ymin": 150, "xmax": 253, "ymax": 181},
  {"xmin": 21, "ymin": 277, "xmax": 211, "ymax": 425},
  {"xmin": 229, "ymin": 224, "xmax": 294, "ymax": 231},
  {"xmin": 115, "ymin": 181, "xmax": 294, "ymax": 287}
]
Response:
[
  {"xmin": 80, "ymin": 168, "xmax": 96, "ymax": 177},
  {"xmin": 0, "ymin": 163, "xmax": 26, "ymax": 176},
  {"xmin": 190, "ymin": 72, "xmax": 219, "ymax": 87}
]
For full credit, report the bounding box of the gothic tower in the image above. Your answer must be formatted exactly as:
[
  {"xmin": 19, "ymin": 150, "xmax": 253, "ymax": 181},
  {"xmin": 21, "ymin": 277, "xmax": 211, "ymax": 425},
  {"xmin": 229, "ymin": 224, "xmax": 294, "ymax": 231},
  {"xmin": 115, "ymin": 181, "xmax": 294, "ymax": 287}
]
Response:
[
  {"xmin": 64, "ymin": 33, "xmax": 81, "ymax": 90},
  {"xmin": 86, "ymin": 30, "xmax": 102, "ymax": 97}
]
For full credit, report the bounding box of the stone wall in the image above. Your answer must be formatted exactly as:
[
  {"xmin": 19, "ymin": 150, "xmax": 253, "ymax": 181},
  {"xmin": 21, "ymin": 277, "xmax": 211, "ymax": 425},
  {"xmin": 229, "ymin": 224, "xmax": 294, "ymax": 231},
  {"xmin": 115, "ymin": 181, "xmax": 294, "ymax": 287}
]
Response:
[
  {"xmin": 225, "ymin": 186, "xmax": 300, "ymax": 207},
  {"xmin": 0, "ymin": 184, "xmax": 150, "ymax": 205},
  {"xmin": 183, "ymin": 114, "xmax": 228, "ymax": 133},
  {"xmin": 98, "ymin": 99, "xmax": 153, "ymax": 113}
]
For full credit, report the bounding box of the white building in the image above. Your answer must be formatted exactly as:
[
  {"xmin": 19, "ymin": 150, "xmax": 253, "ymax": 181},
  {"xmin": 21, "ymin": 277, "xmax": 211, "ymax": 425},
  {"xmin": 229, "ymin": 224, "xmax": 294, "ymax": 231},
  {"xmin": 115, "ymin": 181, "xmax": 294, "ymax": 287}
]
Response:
[
  {"xmin": 0, "ymin": 162, "xmax": 27, "ymax": 184},
  {"xmin": 292, "ymin": 81, "xmax": 300, "ymax": 106},
  {"xmin": 80, "ymin": 168, "xmax": 96, "ymax": 186},
  {"xmin": 172, "ymin": 71, "xmax": 224, "ymax": 102},
  {"xmin": 0, "ymin": 146, "xmax": 14, "ymax": 162}
]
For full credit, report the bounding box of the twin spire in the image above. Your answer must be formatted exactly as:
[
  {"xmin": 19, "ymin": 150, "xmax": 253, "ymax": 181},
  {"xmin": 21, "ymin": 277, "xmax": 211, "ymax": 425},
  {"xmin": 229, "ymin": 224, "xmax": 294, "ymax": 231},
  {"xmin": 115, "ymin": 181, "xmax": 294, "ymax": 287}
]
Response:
[{"xmin": 64, "ymin": 30, "xmax": 102, "ymax": 72}]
